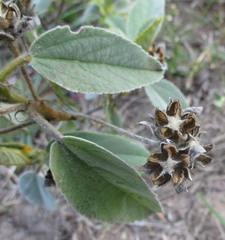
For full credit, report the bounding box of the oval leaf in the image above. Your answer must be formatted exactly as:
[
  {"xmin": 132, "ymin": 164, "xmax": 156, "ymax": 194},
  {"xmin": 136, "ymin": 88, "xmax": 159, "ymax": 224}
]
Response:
[
  {"xmin": 127, "ymin": 0, "xmax": 165, "ymax": 41},
  {"xmin": 145, "ymin": 79, "xmax": 189, "ymax": 109},
  {"xmin": 66, "ymin": 132, "xmax": 149, "ymax": 167},
  {"xmin": 19, "ymin": 172, "xmax": 56, "ymax": 210},
  {"xmin": 29, "ymin": 26, "xmax": 164, "ymax": 94},
  {"xmin": 50, "ymin": 136, "xmax": 161, "ymax": 223}
]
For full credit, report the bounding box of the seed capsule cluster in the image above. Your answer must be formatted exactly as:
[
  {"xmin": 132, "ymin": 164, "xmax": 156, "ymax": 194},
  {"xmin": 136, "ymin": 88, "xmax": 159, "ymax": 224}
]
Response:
[
  {"xmin": 0, "ymin": 0, "xmax": 32, "ymax": 40},
  {"xmin": 139, "ymin": 98, "xmax": 213, "ymax": 194}
]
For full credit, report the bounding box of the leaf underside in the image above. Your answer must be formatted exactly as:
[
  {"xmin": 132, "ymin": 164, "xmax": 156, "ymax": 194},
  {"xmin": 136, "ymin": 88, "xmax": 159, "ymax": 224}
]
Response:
[
  {"xmin": 145, "ymin": 79, "xmax": 188, "ymax": 109},
  {"xmin": 50, "ymin": 136, "xmax": 161, "ymax": 223}
]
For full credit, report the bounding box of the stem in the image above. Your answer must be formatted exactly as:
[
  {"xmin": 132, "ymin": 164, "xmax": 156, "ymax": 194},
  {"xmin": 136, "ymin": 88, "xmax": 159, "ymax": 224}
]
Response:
[
  {"xmin": 55, "ymin": 0, "xmax": 66, "ymax": 25},
  {"xmin": 8, "ymin": 41, "xmax": 40, "ymax": 102},
  {"xmin": 0, "ymin": 85, "xmax": 28, "ymax": 103},
  {"xmin": 70, "ymin": 113, "xmax": 159, "ymax": 146},
  {"xmin": 0, "ymin": 103, "xmax": 26, "ymax": 116},
  {"xmin": 27, "ymin": 106, "xmax": 63, "ymax": 142},
  {"xmin": 0, "ymin": 120, "xmax": 35, "ymax": 135},
  {"xmin": 0, "ymin": 54, "xmax": 32, "ymax": 83}
]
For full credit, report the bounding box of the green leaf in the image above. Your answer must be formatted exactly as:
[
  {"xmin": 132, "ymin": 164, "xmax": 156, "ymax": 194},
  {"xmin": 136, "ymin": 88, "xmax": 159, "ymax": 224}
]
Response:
[
  {"xmin": 32, "ymin": 0, "xmax": 52, "ymax": 13},
  {"xmin": 0, "ymin": 143, "xmax": 44, "ymax": 166},
  {"xmin": 0, "ymin": 147, "xmax": 33, "ymax": 165},
  {"xmin": 135, "ymin": 17, "xmax": 163, "ymax": 51},
  {"xmin": 66, "ymin": 132, "xmax": 149, "ymax": 167},
  {"xmin": 145, "ymin": 79, "xmax": 188, "ymax": 109},
  {"xmin": 19, "ymin": 172, "xmax": 56, "ymax": 210},
  {"xmin": 105, "ymin": 15, "xmax": 126, "ymax": 33},
  {"xmin": 58, "ymin": 121, "xmax": 77, "ymax": 134},
  {"xmin": 30, "ymin": 26, "xmax": 164, "ymax": 94},
  {"xmin": 50, "ymin": 82, "xmax": 80, "ymax": 110},
  {"xmin": 0, "ymin": 116, "xmax": 27, "ymax": 139},
  {"xmin": 114, "ymin": 0, "xmax": 133, "ymax": 14},
  {"xmin": 50, "ymin": 136, "xmax": 161, "ymax": 223},
  {"xmin": 127, "ymin": 0, "xmax": 165, "ymax": 41},
  {"xmin": 104, "ymin": 102, "xmax": 123, "ymax": 134},
  {"xmin": 81, "ymin": 4, "xmax": 100, "ymax": 23}
]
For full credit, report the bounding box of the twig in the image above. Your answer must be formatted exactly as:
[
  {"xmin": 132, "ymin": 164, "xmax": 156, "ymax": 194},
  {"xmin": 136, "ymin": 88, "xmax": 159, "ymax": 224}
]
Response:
[
  {"xmin": 55, "ymin": 0, "xmax": 66, "ymax": 26},
  {"xmin": 0, "ymin": 104, "xmax": 159, "ymax": 146},
  {"xmin": 0, "ymin": 103, "xmax": 26, "ymax": 116},
  {"xmin": 27, "ymin": 106, "xmax": 63, "ymax": 142},
  {"xmin": 0, "ymin": 120, "xmax": 34, "ymax": 135},
  {"xmin": 7, "ymin": 41, "xmax": 40, "ymax": 102},
  {"xmin": 70, "ymin": 113, "xmax": 160, "ymax": 146},
  {"xmin": 0, "ymin": 54, "xmax": 32, "ymax": 83}
]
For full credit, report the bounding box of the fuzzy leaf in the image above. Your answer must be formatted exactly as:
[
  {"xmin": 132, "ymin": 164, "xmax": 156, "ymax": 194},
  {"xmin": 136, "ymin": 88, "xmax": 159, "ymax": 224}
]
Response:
[
  {"xmin": 145, "ymin": 79, "xmax": 188, "ymax": 109},
  {"xmin": 29, "ymin": 26, "xmax": 164, "ymax": 94},
  {"xmin": 127, "ymin": 0, "xmax": 165, "ymax": 41},
  {"xmin": 135, "ymin": 17, "xmax": 163, "ymax": 51},
  {"xmin": 66, "ymin": 132, "xmax": 149, "ymax": 167},
  {"xmin": 50, "ymin": 136, "xmax": 161, "ymax": 223},
  {"xmin": 105, "ymin": 14, "xmax": 126, "ymax": 33},
  {"xmin": 19, "ymin": 172, "xmax": 56, "ymax": 210},
  {"xmin": 114, "ymin": 0, "xmax": 133, "ymax": 13}
]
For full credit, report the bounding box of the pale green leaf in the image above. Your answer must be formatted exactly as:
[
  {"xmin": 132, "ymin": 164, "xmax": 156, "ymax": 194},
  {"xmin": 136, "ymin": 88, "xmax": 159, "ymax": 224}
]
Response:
[
  {"xmin": 58, "ymin": 121, "xmax": 77, "ymax": 134},
  {"xmin": 32, "ymin": 0, "xmax": 52, "ymax": 13},
  {"xmin": 105, "ymin": 15, "xmax": 126, "ymax": 33},
  {"xmin": 30, "ymin": 26, "xmax": 164, "ymax": 94},
  {"xmin": 114, "ymin": 0, "xmax": 133, "ymax": 13},
  {"xmin": 127, "ymin": 0, "xmax": 165, "ymax": 41},
  {"xmin": 19, "ymin": 172, "xmax": 56, "ymax": 210},
  {"xmin": 137, "ymin": 16, "xmax": 157, "ymax": 36},
  {"xmin": 145, "ymin": 79, "xmax": 188, "ymax": 110},
  {"xmin": 135, "ymin": 17, "xmax": 163, "ymax": 51},
  {"xmin": 66, "ymin": 132, "xmax": 149, "ymax": 167},
  {"xmin": 50, "ymin": 136, "xmax": 161, "ymax": 223}
]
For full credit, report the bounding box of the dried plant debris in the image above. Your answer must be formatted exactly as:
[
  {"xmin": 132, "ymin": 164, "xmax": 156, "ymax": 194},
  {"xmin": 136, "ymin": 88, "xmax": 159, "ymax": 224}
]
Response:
[
  {"xmin": 0, "ymin": 0, "xmax": 32, "ymax": 40},
  {"xmin": 148, "ymin": 43, "xmax": 168, "ymax": 69},
  {"xmin": 140, "ymin": 98, "xmax": 213, "ymax": 194}
]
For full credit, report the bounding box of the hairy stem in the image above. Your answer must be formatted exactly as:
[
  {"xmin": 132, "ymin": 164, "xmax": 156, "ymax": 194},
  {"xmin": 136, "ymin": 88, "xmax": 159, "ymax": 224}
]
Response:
[
  {"xmin": 70, "ymin": 113, "xmax": 159, "ymax": 146},
  {"xmin": 0, "ymin": 103, "xmax": 27, "ymax": 116},
  {"xmin": 0, "ymin": 54, "xmax": 32, "ymax": 83},
  {"xmin": 0, "ymin": 120, "xmax": 35, "ymax": 135},
  {"xmin": 27, "ymin": 106, "xmax": 63, "ymax": 142},
  {"xmin": 7, "ymin": 41, "xmax": 40, "ymax": 102},
  {"xmin": 55, "ymin": 0, "xmax": 66, "ymax": 25},
  {"xmin": 0, "ymin": 85, "xmax": 28, "ymax": 103},
  {"xmin": 0, "ymin": 101, "xmax": 158, "ymax": 146}
]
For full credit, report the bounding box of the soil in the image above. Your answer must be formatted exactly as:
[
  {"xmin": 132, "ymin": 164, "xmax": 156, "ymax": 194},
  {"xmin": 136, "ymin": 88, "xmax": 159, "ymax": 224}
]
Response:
[{"xmin": 1, "ymin": 1, "xmax": 225, "ymax": 240}]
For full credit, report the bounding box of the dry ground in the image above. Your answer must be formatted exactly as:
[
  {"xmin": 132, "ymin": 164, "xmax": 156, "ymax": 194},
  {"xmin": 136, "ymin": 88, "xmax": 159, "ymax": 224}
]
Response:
[{"xmin": 1, "ymin": 0, "xmax": 225, "ymax": 239}]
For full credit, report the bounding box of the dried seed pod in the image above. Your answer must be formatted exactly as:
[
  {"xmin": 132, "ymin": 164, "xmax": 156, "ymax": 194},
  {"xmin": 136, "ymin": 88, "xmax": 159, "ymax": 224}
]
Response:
[
  {"xmin": 140, "ymin": 98, "xmax": 213, "ymax": 193},
  {"xmin": 141, "ymin": 144, "xmax": 192, "ymax": 193},
  {"xmin": 0, "ymin": 0, "xmax": 31, "ymax": 39},
  {"xmin": 148, "ymin": 43, "xmax": 167, "ymax": 69}
]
